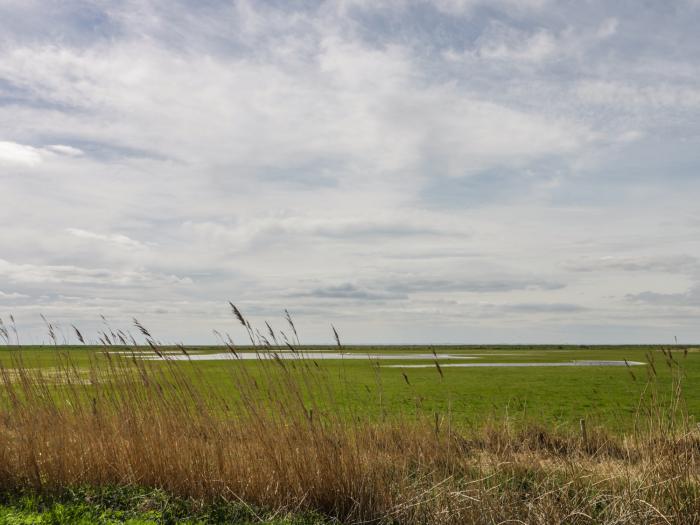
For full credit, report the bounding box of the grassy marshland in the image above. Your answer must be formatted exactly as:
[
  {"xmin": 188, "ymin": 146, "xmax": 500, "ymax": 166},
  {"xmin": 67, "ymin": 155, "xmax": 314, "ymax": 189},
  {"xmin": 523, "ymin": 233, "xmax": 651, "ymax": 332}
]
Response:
[{"xmin": 0, "ymin": 308, "xmax": 698, "ymax": 524}]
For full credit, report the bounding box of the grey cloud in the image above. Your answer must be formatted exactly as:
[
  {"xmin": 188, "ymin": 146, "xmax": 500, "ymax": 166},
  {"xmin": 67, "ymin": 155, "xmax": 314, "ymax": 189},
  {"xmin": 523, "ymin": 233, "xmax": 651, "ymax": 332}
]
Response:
[
  {"xmin": 313, "ymin": 223, "xmax": 443, "ymax": 238},
  {"xmin": 568, "ymin": 255, "xmax": 700, "ymax": 275},
  {"xmin": 59, "ymin": 139, "xmax": 171, "ymax": 162},
  {"xmin": 496, "ymin": 303, "xmax": 588, "ymax": 313},
  {"xmin": 182, "ymin": 216, "xmax": 463, "ymax": 248},
  {"xmin": 0, "ymin": 78, "xmax": 79, "ymax": 111},
  {"xmin": 290, "ymin": 277, "xmax": 564, "ymax": 303},
  {"xmin": 292, "ymin": 283, "xmax": 406, "ymax": 301},
  {"xmin": 627, "ymin": 286, "xmax": 700, "ymax": 307},
  {"xmin": 380, "ymin": 250, "xmax": 483, "ymax": 260},
  {"xmin": 383, "ymin": 278, "xmax": 564, "ymax": 294}
]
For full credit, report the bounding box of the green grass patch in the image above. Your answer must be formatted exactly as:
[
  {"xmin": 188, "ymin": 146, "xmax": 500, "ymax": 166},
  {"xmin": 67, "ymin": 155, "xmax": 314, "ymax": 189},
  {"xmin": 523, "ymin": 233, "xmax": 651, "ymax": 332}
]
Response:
[
  {"xmin": 1, "ymin": 344, "xmax": 697, "ymax": 431},
  {"xmin": 0, "ymin": 487, "xmax": 328, "ymax": 525}
]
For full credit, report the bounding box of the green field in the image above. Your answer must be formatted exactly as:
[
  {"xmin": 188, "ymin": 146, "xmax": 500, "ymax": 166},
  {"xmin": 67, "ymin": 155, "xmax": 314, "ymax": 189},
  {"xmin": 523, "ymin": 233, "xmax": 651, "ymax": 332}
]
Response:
[
  {"xmin": 0, "ymin": 342, "xmax": 697, "ymax": 524},
  {"xmin": 3, "ymin": 344, "xmax": 697, "ymax": 431}
]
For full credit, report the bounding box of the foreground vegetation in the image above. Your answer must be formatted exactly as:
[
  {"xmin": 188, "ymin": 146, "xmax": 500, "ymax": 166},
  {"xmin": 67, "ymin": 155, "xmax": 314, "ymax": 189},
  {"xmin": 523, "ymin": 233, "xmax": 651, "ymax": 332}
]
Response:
[
  {"xmin": 0, "ymin": 308, "xmax": 698, "ymax": 523},
  {"xmin": 0, "ymin": 486, "xmax": 326, "ymax": 524}
]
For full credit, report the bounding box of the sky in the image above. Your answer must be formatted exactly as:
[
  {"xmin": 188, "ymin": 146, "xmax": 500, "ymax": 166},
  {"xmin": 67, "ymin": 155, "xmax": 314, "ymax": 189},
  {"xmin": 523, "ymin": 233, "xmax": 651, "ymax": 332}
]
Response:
[{"xmin": 1, "ymin": 0, "xmax": 700, "ymax": 345}]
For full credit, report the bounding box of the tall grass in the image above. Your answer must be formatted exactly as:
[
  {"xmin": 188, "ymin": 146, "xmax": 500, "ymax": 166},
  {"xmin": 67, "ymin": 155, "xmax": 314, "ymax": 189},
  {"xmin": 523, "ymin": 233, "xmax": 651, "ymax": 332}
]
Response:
[{"xmin": 0, "ymin": 308, "xmax": 698, "ymax": 524}]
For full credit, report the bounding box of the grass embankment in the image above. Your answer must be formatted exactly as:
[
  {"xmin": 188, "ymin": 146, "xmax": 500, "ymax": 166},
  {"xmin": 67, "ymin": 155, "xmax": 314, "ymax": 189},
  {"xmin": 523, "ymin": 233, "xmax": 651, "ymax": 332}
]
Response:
[{"xmin": 0, "ymin": 309, "xmax": 698, "ymax": 523}]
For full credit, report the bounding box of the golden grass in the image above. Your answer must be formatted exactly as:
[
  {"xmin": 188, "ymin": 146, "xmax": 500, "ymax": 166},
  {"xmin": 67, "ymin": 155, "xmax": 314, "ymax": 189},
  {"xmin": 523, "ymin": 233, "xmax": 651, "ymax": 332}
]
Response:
[{"xmin": 0, "ymin": 310, "xmax": 698, "ymax": 524}]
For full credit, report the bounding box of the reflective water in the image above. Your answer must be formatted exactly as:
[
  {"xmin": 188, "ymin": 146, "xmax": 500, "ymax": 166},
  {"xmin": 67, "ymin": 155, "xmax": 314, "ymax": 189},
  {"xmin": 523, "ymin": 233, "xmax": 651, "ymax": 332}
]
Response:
[
  {"xmin": 383, "ymin": 360, "xmax": 646, "ymax": 368},
  {"xmin": 141, "ymin": 352, "xmax": 478, "ymax": 361},
  {"xmin": 134, "ymin": 352, "xmax": 646, "ymax": 368}
]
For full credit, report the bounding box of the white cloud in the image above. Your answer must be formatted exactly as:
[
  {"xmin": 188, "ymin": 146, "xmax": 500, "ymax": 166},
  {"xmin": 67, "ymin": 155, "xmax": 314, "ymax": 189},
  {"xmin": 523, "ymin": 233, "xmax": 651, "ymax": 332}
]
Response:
[
  {"xmin": 475, "ymin": 24, "xmax": 557, "ymax": 62},
  {"xmin": 65, "ymin": 228, "xmax": 149, "ymax": 250},
  {"xmin": 575, "ymin": 80, "xmax": 700, "ymax": 109},
  {"xmin": 181, "ymin": 212, "xmax": 470, "ymax": 252},
  {"xmin": 0, "ymin": 36, "xmax": 591, "ymax": 181},
  {"xmin": 0, "ymin": 141, "xmax": 42, "ymax": 166},
  {"xmin": 46, "ymin": 144, "xmax": 84, "ymax": 157},
  {"xmin": 0, "ymin": 141, "xmax": 85, "ymax": 167},
  {"xmin": 617, "ymin": 130, "xmax": 644, "ymax": 143},
  {"xmin": 0, "ymin": 258, "xmax": 191, "ymax": 287},
  {"xmin": 0, "ymin": 290, "xmax": 29, "ymax": 299},
  {"xmin": 417, "ymin": 95, "xmax": 588, "ymax": 175}
]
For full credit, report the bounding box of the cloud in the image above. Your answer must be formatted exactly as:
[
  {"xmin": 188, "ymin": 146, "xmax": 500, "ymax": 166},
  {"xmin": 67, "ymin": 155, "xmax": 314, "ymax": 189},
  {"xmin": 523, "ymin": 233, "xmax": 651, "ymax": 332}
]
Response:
[
  {"xmin": 0, "ymin": 1, "xmax": 699, "ymax": 343},
  {"xmin": 485, "ymin": 302, "xmax": 587, "ymax": 314},
  {"xmin": 627, "ymin": 286, "xmax": 700, "ymax": 307},
  {"xmin": 567, "ymin": 255, "xmax": 700, "ymax": 275},
  {"xmin": 65, "ymin": 228, "xmax": 149, "ymax": 250},
  {"xmin": 46, "ymin": 144, "xmax": 83, "ymax": 157},
  {"xmin": 0, "ymin": 141, "xmax": 85, "ymax": 167},
  {"xmin": 510, "ymin": 303, "xmax": 586, "ymax": 313},
  {"xmin": 445, "ymin": 15, "xmax": 622, "ymax": 68},
  {"xmin": 433, "ymin": 0, "xmax": 550, "ymax": 15},
  {"xmin": 294, "ymin": 283, "xmax": 406, "ymax": 301},
  {"xmin": 0, "ymin": 258, "xmax": 191, "ymax": 287},
  {"xmin": 575, "ymin": 81, "xmax": 700, "ymax": 110},
  {"xmin": 474, "ymin": 24, "xmax": 557, "ymax": 63},
  {"xmin": 181, "ymin": 213, "xmax": 470, "ymax": 252},
  {"xmin": 596, "ymin": 18, "xmax": 618, "ymax": 39},
  {"xmin": 289, "ymin": 277, "xmax": 564, "ymax": 303},
  {"xmin": 383, "ymin": 278, "xmax": 564, "ymax": 294},
  {"xmin": 0, "ymin": 29, "xmax": 594, "ymax": 183},
  {"xmin": 0, "ymin": 141, "xmax": 42, "ymax": 166},
  {"xmin": 0, "ymin": 290, "xmax": 29, "ymax": 300}
]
